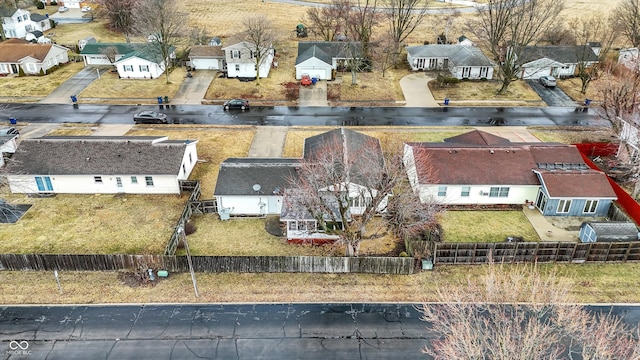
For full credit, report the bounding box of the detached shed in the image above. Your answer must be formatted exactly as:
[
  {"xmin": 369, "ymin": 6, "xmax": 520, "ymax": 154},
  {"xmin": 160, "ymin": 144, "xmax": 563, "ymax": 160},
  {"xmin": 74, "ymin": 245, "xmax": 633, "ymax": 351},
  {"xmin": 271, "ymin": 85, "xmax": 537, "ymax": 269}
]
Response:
[{"xmin": 579, "ymin": 222, "xmax": 639, "ymax": 243}]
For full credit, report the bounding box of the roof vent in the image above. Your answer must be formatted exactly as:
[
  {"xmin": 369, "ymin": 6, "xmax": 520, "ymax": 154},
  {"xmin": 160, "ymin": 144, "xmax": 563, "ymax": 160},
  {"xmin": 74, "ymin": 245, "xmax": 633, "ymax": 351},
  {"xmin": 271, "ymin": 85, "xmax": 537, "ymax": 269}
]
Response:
[
  {"xmin": 490, "ymin": 150, "xmax": 494, "ymax": 154},
  {"xmin": 86, "ymin": 157, "xmax": 90, "ymax": 161}
]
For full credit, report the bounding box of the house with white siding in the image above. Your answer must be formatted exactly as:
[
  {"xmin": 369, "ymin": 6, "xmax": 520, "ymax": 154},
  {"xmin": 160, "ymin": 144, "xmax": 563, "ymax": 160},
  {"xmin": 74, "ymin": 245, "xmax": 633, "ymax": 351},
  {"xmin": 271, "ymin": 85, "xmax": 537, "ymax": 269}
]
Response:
[
  {"xmin": 222, "ymin": 40, "xmax": 274, "ymax": 79},
  {"xmin": 4, "ymin": 136, "xmax": 198, "ymax": 195},
  {"xmin": 406, "ymin": 44, "xmax": 495, "ymax": 79},
  {"xmin": 80, "ymin": 42, "xmax": 175, "ymax": 79},
  {"xmin": 0, "ymin": 39, "xmax": 69, "ymax": 75},
  {"xmin": 1, "ymin": 8, "xmax": 51, "ymax": 39}
]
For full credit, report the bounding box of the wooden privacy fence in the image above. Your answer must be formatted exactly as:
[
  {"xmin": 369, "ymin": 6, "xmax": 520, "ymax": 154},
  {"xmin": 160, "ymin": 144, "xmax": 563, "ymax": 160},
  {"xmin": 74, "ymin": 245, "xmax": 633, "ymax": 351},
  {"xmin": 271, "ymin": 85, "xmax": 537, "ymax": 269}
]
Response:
[
  {"xmin": 0, "ymin": 254, "xmax": 414, "ymax": 275},
  {"xmin": 434, "ymin": 242, "xmax": 640, "ymax": 265}
]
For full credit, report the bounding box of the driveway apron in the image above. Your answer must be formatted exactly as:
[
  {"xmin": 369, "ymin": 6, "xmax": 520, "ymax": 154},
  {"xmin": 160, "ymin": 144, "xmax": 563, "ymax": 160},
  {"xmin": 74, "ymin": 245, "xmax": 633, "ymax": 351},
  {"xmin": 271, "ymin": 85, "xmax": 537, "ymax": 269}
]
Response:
[
  {"xmin": 40, "ymin": 66, "xmax": 105, "ymax": 104},
  {"xmin": 526, "ymin": 79, "xmax": 578, "ymax": 107},
  {"xmin": 400, "ymin": 73, "xmax": 439, "ymax": 107},
  {"xmin": 172, "ymin": 70, "xmax": 217, "ymax": 105},
  {"xmin": 298, "ymin": 81, "xmax": 328, "ymax": 106}
]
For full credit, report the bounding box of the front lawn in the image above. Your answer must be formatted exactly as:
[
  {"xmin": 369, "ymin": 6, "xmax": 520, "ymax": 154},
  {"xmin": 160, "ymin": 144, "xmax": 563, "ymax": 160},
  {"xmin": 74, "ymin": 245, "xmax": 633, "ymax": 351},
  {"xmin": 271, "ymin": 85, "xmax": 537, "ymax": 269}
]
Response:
[
  {"xmin": 429, "ymin": 78, "xmax": 545, "ymax": 106},
  {"xmin": 0, "ymin": 62, "xmax": 84, "ymax": 99}
]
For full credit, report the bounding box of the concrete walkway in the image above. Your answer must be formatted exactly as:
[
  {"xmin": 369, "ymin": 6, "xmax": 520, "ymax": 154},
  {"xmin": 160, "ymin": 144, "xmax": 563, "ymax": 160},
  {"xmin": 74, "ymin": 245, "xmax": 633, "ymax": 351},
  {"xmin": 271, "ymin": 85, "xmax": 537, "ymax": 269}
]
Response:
[
  {"xmin": 522, "ymin": 205, "xmax": 580, "ymax": 242},
  {"xmin": 399, "ymin": 73, "xmax": 439, "ymax": 107}
]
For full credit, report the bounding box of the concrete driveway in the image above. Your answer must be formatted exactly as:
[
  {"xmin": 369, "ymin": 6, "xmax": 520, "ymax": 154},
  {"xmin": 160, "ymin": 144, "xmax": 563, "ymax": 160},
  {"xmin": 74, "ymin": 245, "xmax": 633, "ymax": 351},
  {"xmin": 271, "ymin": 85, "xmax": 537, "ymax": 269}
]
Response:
[
  {"xmin": 399, "ymin": 72, "xmax": 439, "ymax": 107},
  {"xmin": 172, "ymin": 70, "xmax": 216, "ymax": 105},
  {"xmin": 40, "ymin": 66, "xmax": 106, "ymax": 104},
  {"xmin": 526, "ymin": 79, "xmax": 577, "ymax": 107},
  {"xmin": 298, "ymin": 80, "xmax": 328, "ymax": 106}
]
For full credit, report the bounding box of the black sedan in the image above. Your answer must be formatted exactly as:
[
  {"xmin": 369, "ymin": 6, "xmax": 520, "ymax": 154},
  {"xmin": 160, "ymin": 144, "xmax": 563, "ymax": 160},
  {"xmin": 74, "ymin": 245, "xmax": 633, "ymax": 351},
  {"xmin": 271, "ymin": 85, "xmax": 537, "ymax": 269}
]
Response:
[
  {"xmin": 133, "ymin": 111, "xmax": 168, "ymax": 124},
  {"xmin": 223, "ymin": 99, "xmax": 249, "ymax": 110}
]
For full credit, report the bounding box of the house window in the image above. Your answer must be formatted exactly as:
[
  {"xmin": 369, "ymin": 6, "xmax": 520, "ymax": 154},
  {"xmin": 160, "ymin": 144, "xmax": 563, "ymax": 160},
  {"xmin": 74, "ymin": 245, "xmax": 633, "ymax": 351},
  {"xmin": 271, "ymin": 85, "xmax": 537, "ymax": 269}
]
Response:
[
  {"xmin": 35, "ymin": 176, "xmax": 53, "ymax": 192},
  {"xmin": 23, "ymin": 14, "xmax": 28, "ymax": 21},
  {"xmin": 489, "ymin": 187, "xmax": 509, "ymax": 197},
  {"xmin": 428, "ymin": 58, "xmax": 437, "ymax": 69},
  {"xmin": 288, "ymin": 221, "xmax": 297, "ymax": 231},
  {"xmin": 480, "ymin": 67, "xmax": 488, "ymax": 78},
  {"xmin": 27, "ymin": 63, "xmax": 36, "ymax": 72},
  {"xmin": 437, "ymin": 186, "xmax": 447, "ymax": 197},
  {"xmin": 235, "ymin": 64, "xmax": 240, "ymax": 72},
  {"xmin": 139, "ymin": 65, "xmax": 149, "ymax": 72},
  {"xmin": 189, "ymin": 153, "xmax": 193, "ymax": 164},
  {"xmin": 557, "ymin": 199, "xmax": 572, "ymax": 213},
  {"xmin": 462, "ymin": 67, "xmax": 471, "ymax": 78},
  {"xmin": 584, "ymin": 200, "xmax": 598, "ymax": 214},
  {"xmin": 461, "ymin": 186, "xmax": 470, "ymax": 197},
  {"xmin": 182, "ymin": 164, "xmax": 186, "ymax": 174},
  {"xmin": 123, "ymin": 65, "xmax": 134, "ymax": 72},
  {"xmin": 145, "ymin": 176, "xmax": 154, "ymax": 186},
  {"xmin": 231, "ymin": 50, "xmax": 241, "ymax": 59},
  {"xmin": 131, "ymin": 176, "xmax": 138, "ymax": 184},
  {"xmin": 94, "ymin": 176, "xmax": 103, "ymax": 184},
  {"xmin": 17, "ymin": 17, "xmax": 22, "ymax": 23}
]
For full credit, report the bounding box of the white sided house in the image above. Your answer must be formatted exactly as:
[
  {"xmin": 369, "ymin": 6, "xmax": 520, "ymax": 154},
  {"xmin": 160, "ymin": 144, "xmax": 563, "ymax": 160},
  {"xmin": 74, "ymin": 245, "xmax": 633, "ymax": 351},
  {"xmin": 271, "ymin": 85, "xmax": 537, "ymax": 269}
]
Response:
[
  {"xmin": 517, "ymin": 45, "xmax": 599, "ymax": 79},
  {"xmin": 1, "ymin": 8, "xmax": 51, "ymax": 39},
  {"xmin": 0, "ymin": 39, "xmax": 69, "ymax": 75},
  {"xmin": 405, "ymin": 44, "xmax": 494, "ymax": 80},
  {"xmin": 404, "ymin": 130, "xmax": 616, "ymax": 217},
  {"xmin": 80, "ymin": 43, "xmax": 175, "ymax": 79},
  {"xmin": 222, "ymin": 40, "xmax": 274, "ymax": 79},
  {"xmin": 5, "ymin": 136, "xmax": 198, "ymax": 195},
  {"xmin": 294, "ymin": 41, "xmax": 362, "ymax": 80},
  {"xmin": 188, "ymin": 45, "xmax": 225, "ymax": 70},
  {"xmin": 618, "ymin": 48, "xmax": 640, "ymax": 71}
]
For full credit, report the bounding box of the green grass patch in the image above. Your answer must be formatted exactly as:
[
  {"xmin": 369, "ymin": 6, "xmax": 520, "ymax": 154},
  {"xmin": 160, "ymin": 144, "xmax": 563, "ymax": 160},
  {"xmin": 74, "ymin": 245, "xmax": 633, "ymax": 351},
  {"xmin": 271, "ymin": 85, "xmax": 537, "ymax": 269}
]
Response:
[{"xmin": 441, "ymin": 211, "xmax": 540, "ymax": 243}]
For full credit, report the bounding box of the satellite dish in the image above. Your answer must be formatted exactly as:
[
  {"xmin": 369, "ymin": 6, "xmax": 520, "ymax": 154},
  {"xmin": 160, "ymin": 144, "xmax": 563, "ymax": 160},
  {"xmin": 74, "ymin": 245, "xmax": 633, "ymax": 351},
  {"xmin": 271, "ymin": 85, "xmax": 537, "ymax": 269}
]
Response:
[{"xmin": 252, "ymin": 184, "xmax": 261, "ymax": 192}]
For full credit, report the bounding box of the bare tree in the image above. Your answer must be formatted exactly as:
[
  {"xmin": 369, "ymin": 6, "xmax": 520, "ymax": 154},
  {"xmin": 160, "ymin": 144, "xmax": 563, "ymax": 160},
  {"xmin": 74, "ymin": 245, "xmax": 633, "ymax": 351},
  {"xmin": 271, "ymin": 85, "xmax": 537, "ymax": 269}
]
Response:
[
  {"xmin": 101, "ymin": 46, "xmax": 120, "ymax": 64},
  {"xmin": 419, "ymin": 262, "xmax": 640, "ymax": 359},
  {"xmin": 346, "ymin": 0, "xmax": 379, "ymax": 58},
  {"xmin": 568, "ymin": 13, "xmax": 618, "ymax": 94},
  {"xmin": 304, "ymin": 0, "xmax": 352, "ymax": 41},
  {"xmin": 384, "ymin": 0, "xmax": 429, "ymax": 65},
  {"xmin": 287, "ymin": 131, "xmax": 440, "ymax": 257},
  {"xmin": 241, "ymin": 15, "xmax": 277, "ymax": 86},
  {"xmin": 467, "ymin": 0, "xmax": 565, "ymax": 94},
  {"xmin": 613, "ymin": 0, "xmax": 640, "ymax": 47},
  {"xmin": 595, "ymin": 65, "xmax": 640, "ymax": 129},
  {"xmin": 95, "ymin": 0, "xmax": 140, "ymax": 41},
  {"xmin": 134, "ymin": 0, "xmax": 187, "ymax": 84}
]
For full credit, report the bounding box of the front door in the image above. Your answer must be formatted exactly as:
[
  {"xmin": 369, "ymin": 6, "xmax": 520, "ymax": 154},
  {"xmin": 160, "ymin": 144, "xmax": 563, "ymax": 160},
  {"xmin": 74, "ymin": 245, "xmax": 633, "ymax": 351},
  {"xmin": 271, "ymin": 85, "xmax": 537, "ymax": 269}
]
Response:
[
  {"xmin": 10, "ymin": 64, "xmax": 19, "ymax": 74},
  {"xmin": 535, "ymin": 189, "xmax": 547, "ymax": 213},
  {"xmin": 116, "ymin": 177, "xmax": 124, "ymax": 192}
]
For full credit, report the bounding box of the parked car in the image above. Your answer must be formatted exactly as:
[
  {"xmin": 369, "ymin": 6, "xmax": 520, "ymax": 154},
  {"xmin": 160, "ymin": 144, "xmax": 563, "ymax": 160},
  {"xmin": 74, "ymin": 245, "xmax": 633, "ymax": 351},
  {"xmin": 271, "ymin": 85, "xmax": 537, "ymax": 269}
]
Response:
[
  {"xmin": 133, "ymin": 111, "xmax": 168, "ymax": 124},
  {"xmin": 300, "ymin": 74, "xmax": 312, "ymax": 86},
  {"xmin": 81, "ymin": 6, "xmax": 92, "ymax": 12},
  {"xmin": 58, "ymin": 6, "xmax": 69, "ymax": 12},
  {"xmin": 0, "ymin": 127, "xmax": 19, "ymax": 137},
  {"xmin": 223, "ymin": 99, "xmax": 249, "ymax": 110},
  {"xmin": 539, "ymin": 75, "xmax": 557, "ymax": 89}
]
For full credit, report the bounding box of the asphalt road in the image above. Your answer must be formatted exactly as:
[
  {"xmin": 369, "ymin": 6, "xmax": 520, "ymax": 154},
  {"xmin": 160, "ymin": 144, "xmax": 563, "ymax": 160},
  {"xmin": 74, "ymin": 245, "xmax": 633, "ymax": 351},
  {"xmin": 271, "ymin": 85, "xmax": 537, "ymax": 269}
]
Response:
[
  {"xmin": 0, "ymin": 104, "xmax": 609, "ymax": 128},
  {"xmin": 1, "ymin": 303, "xmax": 638, "ymax": 360}
]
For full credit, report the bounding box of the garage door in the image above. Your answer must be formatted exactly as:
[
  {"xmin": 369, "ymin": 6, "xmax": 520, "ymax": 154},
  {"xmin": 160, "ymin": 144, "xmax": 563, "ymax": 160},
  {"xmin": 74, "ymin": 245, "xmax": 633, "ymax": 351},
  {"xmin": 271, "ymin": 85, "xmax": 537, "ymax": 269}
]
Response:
[
  {"xmin": 296, "ymin": 67, "xmax": 331, "ymax": 80},
  {"xmin": 521, "ymin": 67, "xmax": 551, "ymax": 80}
]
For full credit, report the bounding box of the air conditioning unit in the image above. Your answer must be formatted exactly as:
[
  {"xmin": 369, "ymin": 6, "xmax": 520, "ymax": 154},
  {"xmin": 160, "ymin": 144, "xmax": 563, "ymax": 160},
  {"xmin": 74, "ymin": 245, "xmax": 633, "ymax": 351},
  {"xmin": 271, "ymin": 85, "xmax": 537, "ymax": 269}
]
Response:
[{"xmin": 480, "ymin": 191, "xmax": 489, "ymax": 196}]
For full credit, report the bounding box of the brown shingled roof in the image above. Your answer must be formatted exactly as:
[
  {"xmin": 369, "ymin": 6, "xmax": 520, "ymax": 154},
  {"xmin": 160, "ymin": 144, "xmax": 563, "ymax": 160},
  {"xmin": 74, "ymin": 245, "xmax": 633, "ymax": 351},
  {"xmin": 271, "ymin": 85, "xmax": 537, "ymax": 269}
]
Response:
[
  {"xmin": 538, "ymin": 171, "xmax": 616, "ymax": 198},
  {"xmin": 189, "ymin": 45, "xmax": 224, "ymax": 58},
  {"xmin": 0, "ymin": 40, "xmax": 53, "ymax": 62},
  {"xmin": 443, "ymin": 130, "xmax": 512, "ymax": 146}
]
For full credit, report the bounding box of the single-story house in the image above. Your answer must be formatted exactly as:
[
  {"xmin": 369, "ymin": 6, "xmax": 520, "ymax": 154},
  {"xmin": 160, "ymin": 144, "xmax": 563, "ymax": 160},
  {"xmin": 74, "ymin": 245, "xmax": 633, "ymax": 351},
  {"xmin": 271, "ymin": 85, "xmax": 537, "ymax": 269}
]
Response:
[
  {"xmin": 0, "ymin": 134, "xmax": 19, "ymax": 167},
  {"xmin": 188, "ymin": 45, "xmax": 225, "ymax": 70},
  {"xmin": 214, "ymin": 158, "xmax": 300, "ymax": 217},
  {"xmin": 214, "ymin": 128, "xmax": 385, "ymax": 242},
  {"xmin": 516, "ymin": 45, "xmax": 599, "ymax": 79},
  {"xmin": 1, "ymin": 8, "xmax": 51, "ymax": 39},
  {"xmin": 404, "ymin": 130, "xmax": 617, "ymax": 217},
  {"xmin": 221, "ymin": 40, "xmax": 274, "ymax": 79},
  {"xmin": 24, "ymin": 30, "xmax": 50, "ymax": 43},
  {"xmin": 405, "ymin": 44, "xmax": 495, "ymax": 80},
  {"xmin": 4, "ymin": 136, "xmax": 198, "ymax": 195},
  {"xmin": 294, "ymin": 41, "xmax": 362, "ymax": 80},
  {"xmin": 618, "ymin": 47, "xmax": 639, "ymax": 71},
  {"xmin": 80, "ymin": 42, "xmax": 175, "ymax": 79},
  {"xmin": 579, "ymin": 221, "xmax": 639, "ymax": 243},
  {"xmin": 0, "ymin": 39, "xmax": 69, "ymax": 75}
]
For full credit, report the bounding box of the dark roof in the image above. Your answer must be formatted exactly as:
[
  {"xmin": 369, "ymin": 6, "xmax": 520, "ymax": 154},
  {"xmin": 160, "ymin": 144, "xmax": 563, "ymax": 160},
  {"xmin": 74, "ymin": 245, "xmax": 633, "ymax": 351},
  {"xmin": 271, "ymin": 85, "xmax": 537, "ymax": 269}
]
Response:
[
  {"xmin": 6, "ymin": 136, "xmax": 193, "ymax": 176},
  {"xmin": 519, "ymin": 45, "xmax": 599, "ymax": 64},
  {"xmin": 444, "ymin": 130, "xmax": 512, "ymax": 146},
  {"xmin": 80, "ymin": 42, "xmax": 146, "ymax": 55},
  {"xmin": 296, "ymin": 41, "xmax": 361, "ymax": 65},
  {"xmin": 189, "ymin": 45, "xmax": 224, "ymax": 58},
  {"xmin": 405, "ymin": 44, "xmax": 494, "ymax": 67},
  {"xmin": 30, "ymin": 13, "xmax": 47, "ymax": 22},
  {"xmin": 537, "ymin": 170, "xmax": 616, "ymax": 198},
  {"xmin": 213, "ymin": 158, "xmax": 300, "ymax": 196},
  {"xmin": 28, "ymin": 30, "xmax": 43, "ymax": 38}
]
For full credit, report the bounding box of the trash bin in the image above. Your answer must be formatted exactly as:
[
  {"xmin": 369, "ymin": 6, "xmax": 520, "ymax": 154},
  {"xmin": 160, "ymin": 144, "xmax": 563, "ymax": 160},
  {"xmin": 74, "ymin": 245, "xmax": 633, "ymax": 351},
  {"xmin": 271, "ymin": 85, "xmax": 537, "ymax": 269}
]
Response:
[
  {"xmin": 157, "ymin": 270, "xmax": 169, "ymax": 278},
  {"xmin": 584, "ymin": 98, "xmax": 591, "ymax": 106},
  {"xmin": 311, "ymin": 77, "xmax": 318, "ymax": 85},
  {"xmin": 9, "ymin": 117, "xmax": 16, "ymax": 125},
  {"xmin": 163, "ymin": 96, "xmax": 169, "ymax": 104},
  {"xmin": 157, "ymin": 96, "xmax": 163, "ymax": 104},
  {"xmin": 70, "ymin": 95, "xmax": 77, "ymax": 103},
  {"xmin": 444, "ymin": 98, "xmax": 450, "ymax": 106},
  {"xmin": 421, "ymin": 259, "xmax": 433, "ymax": 270}
]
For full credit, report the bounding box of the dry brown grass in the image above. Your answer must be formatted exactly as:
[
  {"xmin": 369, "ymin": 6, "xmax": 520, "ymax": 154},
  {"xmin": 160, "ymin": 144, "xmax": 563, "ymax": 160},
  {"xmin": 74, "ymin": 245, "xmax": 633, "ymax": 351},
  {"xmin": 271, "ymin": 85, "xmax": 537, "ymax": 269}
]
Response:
[
  {"xmin": 79, "ymin": 67, "xmax": 187, "ymax": 102},
  {"xmin": 2, "ymin": 262, "xmax": 640, "ymax": 304},
  {"xmin": 530, "ymin": 127, "xmax": 617, "ymax": 144},
  {"xmin": 0, "ymin": 62, "xmax": 84, "ymax": 99},
  {"xmin": 429, "ymin": 79, "xmax": 545, "ymax": 105}
]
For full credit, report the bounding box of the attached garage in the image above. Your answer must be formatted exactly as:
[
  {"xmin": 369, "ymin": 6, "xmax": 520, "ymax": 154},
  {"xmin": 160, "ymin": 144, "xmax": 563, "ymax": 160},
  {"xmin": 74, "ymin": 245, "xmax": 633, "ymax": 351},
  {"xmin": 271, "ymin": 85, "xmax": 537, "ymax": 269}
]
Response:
[
  {"xmin": 189, "ymin": 45, "xmax": 225, "ymax": 70},
  {"xmin": 295, "ymin": 57, "xmax": 332, "ymax": 80}
]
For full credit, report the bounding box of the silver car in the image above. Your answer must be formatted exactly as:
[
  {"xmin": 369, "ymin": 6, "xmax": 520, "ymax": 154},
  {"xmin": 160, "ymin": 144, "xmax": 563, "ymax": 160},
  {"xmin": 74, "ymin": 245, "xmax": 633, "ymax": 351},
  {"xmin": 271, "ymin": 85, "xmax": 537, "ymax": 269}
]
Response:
[{"xmin": 539, "ymin": 75, "xmax": 557, "ymax": 89}]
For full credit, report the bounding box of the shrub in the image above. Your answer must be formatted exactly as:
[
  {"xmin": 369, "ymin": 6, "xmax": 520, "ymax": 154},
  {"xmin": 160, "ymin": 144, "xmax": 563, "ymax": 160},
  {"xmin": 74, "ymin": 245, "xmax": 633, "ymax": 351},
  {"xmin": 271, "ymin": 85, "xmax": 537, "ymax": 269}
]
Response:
[
  {"xmin": 50, "ymin": 0, "xmax": 57, "ymax": 5},
  {"xmin": 184, "ymin": 221, "xmax": 197, "ymax": 235},
  {"xmin": 39, "ymin": 68, "xmax": 45, "ymax": 76},
  {"xmin": 399, "ymin": 251, "xmax": 409, "ymax": 257},
  {"xmin": 18, "ymin": 67, "xmax": 25, "ymax": 77},
  {"xmin": 36, "ymin": 1, "xmax": 45, "ymax": 9}
]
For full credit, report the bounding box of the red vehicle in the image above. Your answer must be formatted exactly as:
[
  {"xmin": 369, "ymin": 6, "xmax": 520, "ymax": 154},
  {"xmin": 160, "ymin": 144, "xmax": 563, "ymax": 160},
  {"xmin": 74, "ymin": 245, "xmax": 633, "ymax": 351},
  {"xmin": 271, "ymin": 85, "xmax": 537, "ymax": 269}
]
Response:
[{"xmin": 300, "ymin": 74, "xmax": 312, "ymax": 86}]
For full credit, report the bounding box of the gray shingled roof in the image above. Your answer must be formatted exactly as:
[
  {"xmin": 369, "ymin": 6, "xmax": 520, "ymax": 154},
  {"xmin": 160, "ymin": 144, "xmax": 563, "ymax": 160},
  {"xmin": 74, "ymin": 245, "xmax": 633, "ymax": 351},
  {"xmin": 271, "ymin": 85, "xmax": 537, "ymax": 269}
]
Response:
[
  {"xmin": 518, "ymin": 45, "xmax": 599, "ymax": 65},
  {"xmin": 213, "ymin": 158, "xmax": 300, "ymax": 196},
  {"xmin": 405, "ymin": 44, "xmax": 494, "ymax": 67},
  {"xmin": 6, "ymin": 136, "xmax": 193, "ymax": 176},
  {"xmin": 80, "ymin": 43, "xmax": 146, "ymax": 55},
  {"xmin": 296, "ymin": 41, "xmax": 361, "ymax": 65},
  {"xmin": 30, "ymin": 13, "xmax": 47, "ymax": 22}
]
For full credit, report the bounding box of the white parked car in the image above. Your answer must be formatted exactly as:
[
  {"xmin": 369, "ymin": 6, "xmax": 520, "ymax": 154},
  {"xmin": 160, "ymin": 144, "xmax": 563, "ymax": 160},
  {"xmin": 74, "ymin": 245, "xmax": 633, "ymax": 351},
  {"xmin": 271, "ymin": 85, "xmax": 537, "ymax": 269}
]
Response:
[
  {"xmin": 81, "ymin": 6, "xmax": 92, "ymax": 12},
  {"xmin": 58, "ymin": 6, "xmax": 69, "ymax": 13},
  {"xmin": 539, "ymin": 75, "xmax": 557, "ymax": 89}
]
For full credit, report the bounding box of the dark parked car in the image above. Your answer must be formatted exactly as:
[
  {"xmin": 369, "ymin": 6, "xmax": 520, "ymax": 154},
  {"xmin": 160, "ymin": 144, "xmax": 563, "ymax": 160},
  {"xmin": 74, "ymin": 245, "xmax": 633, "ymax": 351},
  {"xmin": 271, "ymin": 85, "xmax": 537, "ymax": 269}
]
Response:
[
  {"xmin": 133, "ymin": 111, "xmax": 168, "ymax": 124},
  {"xmin": 0, "ymin": 127, "xmax": 19, "ymax": 137},
  {"xmin": 539, "ymin": 75, "xmax": 557, "ymax": 89},
  {"xmin": 223, "ymin": 99, "xmax": 249, "ymax": 110}
]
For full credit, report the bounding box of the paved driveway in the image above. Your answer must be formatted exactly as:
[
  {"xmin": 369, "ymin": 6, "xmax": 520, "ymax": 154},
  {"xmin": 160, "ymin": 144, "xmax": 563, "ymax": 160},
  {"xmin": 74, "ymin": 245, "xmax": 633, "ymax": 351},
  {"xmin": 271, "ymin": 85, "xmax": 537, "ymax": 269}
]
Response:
[
  {"xmin": 40, "ymin": 66, "xmax": 105, "ymax": 104},
  {"xmin": 526, "ymin": 79, "xmax": 577, "ymax": 107},
  {"xmin": 172, "ymin": 70, "xmax": 216, "ymax": 105},
  {"xmin": 298, "ymin": 80, "xmax": 328, "ymax": 106},
  {"xmin": 399, "ymin": 73, "xmax": 439, "ymax": 107}
]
